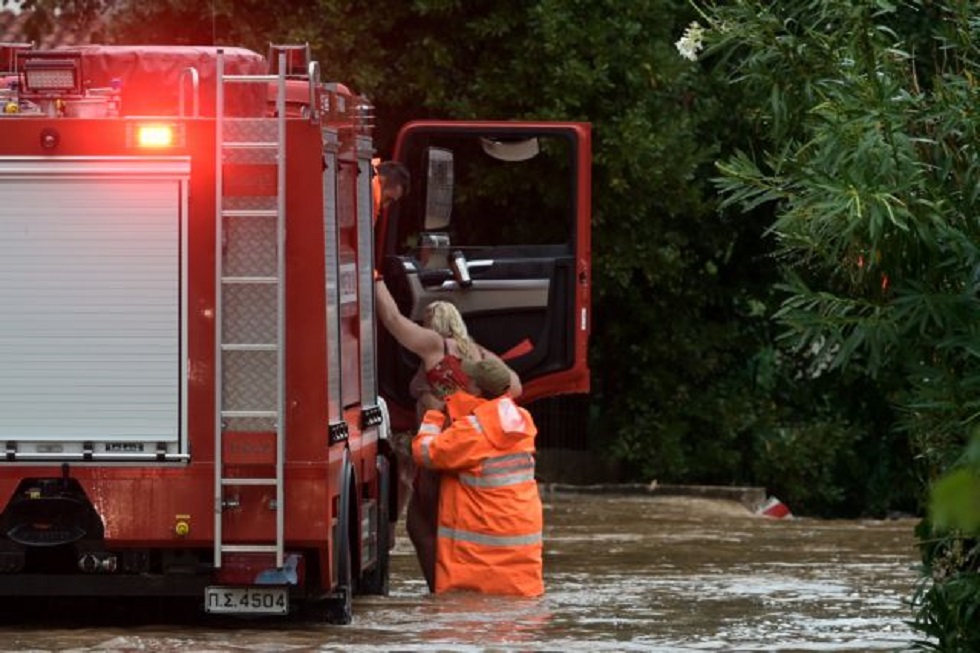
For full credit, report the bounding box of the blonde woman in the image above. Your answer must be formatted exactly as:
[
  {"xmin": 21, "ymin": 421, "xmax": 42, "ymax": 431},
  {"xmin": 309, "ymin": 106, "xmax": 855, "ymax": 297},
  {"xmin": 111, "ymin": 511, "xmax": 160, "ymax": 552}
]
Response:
[
  {"xmin": 375, "ymin": 280, "xmax": 521, "ymax": 413},
  {"xmin": 405, "ymin": 301, "xmax": 512, "ymax": 416},
  {"xmin": 374, "ymin": 277, "xmax": 521, "ymax": 591}
]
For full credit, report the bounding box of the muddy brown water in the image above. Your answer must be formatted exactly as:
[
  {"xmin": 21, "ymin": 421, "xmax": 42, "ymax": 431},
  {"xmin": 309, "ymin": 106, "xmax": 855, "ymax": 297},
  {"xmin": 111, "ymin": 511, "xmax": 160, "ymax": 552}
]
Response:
[{"xmin": 0, "ymin": 493, "xmax": 921, "ymax": 651}]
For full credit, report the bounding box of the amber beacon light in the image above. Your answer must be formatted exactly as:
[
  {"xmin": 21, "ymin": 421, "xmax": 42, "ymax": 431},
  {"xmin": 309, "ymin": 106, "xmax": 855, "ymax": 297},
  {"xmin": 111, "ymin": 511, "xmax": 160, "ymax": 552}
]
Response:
[{"xmin": 136, "ymin": 123, "xmax": 176, "ymax": 148}]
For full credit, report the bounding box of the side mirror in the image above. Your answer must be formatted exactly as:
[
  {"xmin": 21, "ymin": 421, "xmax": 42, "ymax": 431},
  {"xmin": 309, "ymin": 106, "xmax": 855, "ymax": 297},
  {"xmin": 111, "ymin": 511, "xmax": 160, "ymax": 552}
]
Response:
[{"xmin": 423, "ymin": 147, "xmax": 453, "ymax": 231}]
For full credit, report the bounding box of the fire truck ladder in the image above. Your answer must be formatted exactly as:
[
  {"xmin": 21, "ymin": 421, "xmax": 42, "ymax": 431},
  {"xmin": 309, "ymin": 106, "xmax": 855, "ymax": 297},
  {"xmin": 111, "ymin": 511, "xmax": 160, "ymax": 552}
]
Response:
[{"xmin": 213, "ymin": 50, "xmax": 289, "ymax": 569}]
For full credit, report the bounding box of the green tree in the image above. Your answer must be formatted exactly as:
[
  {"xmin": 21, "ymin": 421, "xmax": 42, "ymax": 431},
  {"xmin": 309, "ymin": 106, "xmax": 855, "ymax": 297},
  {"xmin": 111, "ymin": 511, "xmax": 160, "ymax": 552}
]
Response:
[{"xmin": 690, "ymin": 0, "xmax": 980, "ymax": 645}]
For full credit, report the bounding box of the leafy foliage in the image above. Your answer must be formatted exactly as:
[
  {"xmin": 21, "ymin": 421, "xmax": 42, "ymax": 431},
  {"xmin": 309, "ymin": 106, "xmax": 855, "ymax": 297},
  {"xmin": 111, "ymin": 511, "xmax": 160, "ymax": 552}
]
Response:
[
  {"xmin": 914, "ymin": 433, "xmax": 980, "ymax": 650},
  {"xmin": 694, "ymin": 0, "xmax": 980, "ymax": 645},
  {"xmin": 911, "ymin": 528, "xmax": 980, "ymax": 651}
]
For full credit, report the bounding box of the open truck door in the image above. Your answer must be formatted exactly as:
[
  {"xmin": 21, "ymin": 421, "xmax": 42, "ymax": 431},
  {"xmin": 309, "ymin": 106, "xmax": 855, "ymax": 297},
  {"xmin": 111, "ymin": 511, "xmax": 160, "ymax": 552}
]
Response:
[{"xmin": 376, "ymin": 121, "xmax": 591, "ymax": 430}]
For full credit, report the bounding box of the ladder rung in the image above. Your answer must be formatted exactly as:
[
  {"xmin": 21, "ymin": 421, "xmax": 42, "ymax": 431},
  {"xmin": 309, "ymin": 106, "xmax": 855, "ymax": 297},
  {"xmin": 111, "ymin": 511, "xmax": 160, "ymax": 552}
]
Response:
[
  {"xmin": 221, "ymin": 410, "xmax": 278, "ymax": 419},
  {"xmin": 221, "ymin": 478, "xmax": 278, "ymax": 486},
  {"xmin": 221, "ymin": 276, "xmax": 278, "ymax": 284},
  {"xmin": 221, "ymin": 209, "xmax": 279, "ymax": 218},
  {"xmin": 223, "ymin": 74, "xmax": 279, "ymax": 83},
  {"xmin": 220, "ymin": 544, "xmax": 280, "ymax": 554},
  {"xmin": 223, "ymin": 141, "xmax": 278, "ymax": 149},
  {"xmin": 221, "ymin": 343, "xmax": 278, "ymax": 352}
]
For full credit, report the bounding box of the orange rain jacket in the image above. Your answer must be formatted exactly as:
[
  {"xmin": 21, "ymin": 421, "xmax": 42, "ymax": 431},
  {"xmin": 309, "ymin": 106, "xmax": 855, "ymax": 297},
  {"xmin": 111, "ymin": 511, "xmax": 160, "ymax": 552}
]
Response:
[
  {"xmin": 370, "ymin": 157, "xmax": 381, "ymax": 223},
  {"xmin": 412, "ymin": 392, "xmax": 544, "ymax": 597}
]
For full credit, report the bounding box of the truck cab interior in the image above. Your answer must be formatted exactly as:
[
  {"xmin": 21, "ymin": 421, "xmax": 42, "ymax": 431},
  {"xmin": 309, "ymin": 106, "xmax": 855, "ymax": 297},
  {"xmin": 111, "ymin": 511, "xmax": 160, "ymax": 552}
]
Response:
[{"xmin": 378, "ymin": 122, "xmax": 591, "ymax": 430}]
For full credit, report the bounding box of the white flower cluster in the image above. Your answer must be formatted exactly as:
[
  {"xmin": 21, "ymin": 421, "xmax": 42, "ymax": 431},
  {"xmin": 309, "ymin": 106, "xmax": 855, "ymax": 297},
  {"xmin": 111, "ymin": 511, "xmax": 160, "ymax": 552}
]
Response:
[{"xmin": 675, "ymin": 21, "xmax": 705, "ymax": 62}]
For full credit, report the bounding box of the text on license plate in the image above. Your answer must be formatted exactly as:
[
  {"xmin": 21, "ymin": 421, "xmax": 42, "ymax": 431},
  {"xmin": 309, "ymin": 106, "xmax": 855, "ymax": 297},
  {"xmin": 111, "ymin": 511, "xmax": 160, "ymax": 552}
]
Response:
[{"xmin": 204, "ymin": 586, "xmax": 289, "ymax": 614}]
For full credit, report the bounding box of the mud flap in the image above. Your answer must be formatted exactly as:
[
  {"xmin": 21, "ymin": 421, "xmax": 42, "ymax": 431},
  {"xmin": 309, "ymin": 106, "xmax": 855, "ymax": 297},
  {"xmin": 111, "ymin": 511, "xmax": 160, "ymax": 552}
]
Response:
[{"xmin": 358, "ymin": 454, "xmax": 390, "ymax": 596}]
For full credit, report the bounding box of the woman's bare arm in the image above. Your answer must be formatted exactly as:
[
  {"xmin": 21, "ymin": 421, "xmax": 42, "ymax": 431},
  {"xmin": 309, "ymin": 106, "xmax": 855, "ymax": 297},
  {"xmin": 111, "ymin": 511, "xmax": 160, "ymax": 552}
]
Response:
[{"xmin": 374, "ymin": 278, "xmax": 443, "ymax": 366}]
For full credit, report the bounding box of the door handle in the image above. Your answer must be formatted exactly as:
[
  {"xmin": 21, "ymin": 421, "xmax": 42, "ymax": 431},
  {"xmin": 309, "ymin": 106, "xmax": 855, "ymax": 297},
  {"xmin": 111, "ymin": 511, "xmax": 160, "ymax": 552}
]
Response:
[{"xmin": 449, "ymin": 250, "xmax": 473, "ymax": 288}]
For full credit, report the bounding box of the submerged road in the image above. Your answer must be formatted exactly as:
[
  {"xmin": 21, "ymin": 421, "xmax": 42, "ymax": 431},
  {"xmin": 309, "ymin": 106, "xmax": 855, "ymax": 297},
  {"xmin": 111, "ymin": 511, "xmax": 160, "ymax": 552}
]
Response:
[{"xmin": 0, "ymin": 492, "xmax": 921, "ymax": 651}]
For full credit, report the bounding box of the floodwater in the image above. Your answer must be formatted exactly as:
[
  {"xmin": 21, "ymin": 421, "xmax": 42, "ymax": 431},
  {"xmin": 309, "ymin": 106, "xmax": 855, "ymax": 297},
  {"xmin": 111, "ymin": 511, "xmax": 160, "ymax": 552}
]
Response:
[{"xmin": 0, "ymin": 492, "xmax": 922, "ymax": 652}]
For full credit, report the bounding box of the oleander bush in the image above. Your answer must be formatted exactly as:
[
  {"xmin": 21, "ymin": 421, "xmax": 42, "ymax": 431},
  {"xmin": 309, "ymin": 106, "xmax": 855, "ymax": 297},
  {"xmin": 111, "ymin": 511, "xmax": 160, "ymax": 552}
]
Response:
[{"xmin": 688, "ymin": 0, "xmax": 980, "ymax": 646}]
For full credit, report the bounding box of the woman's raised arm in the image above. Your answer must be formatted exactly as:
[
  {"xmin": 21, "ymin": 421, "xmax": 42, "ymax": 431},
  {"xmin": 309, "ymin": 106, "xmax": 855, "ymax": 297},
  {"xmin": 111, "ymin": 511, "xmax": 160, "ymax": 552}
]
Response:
[{"xmin": 374, "ymin": 277, "xmax": 443, "ymax": 367}]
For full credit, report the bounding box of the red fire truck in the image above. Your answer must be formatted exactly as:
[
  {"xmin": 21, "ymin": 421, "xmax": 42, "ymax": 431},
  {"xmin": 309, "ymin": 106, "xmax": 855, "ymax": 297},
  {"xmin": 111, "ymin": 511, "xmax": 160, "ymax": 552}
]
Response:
[{"xmin": 0, "ymin": 42, "xmax": 591, "ymax": 621}]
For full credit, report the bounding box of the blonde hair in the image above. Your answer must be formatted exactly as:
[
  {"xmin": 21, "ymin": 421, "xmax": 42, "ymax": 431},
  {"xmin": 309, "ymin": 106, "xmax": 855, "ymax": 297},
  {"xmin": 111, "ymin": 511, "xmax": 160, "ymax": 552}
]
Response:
[{"xmin": 426, "ymin": 301, "xmax": 477, "ymax": 359}]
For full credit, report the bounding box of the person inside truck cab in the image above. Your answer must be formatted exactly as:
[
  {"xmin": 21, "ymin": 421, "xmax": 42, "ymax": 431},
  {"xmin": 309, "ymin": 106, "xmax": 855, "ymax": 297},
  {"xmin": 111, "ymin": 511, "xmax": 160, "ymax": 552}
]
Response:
[
  {"xmin": 372, "ymin": 159, "xmax": 411, "ymax": 223},
  {"xmin": 374, "ymin": 277, "xmax": 521, "ymax": 592},
  {"xmin": 411, "ymin": 356, "xmax": 544, "ymax": 597}
]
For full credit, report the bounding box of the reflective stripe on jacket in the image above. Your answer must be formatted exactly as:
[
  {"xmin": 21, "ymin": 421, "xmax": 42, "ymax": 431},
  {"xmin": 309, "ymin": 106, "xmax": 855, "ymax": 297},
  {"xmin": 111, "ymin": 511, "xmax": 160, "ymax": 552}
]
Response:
[{"xmin": 412, "ymin": 394, "xmax": 544, "ymax": 597}]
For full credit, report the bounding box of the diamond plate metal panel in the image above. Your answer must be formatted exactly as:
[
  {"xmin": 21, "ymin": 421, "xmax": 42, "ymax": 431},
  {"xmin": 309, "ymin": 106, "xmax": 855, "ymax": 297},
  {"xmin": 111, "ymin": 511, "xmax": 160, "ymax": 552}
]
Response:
[
  {"xmin": 223, "ymin": 149, "xmax": 278, "ymax": 166},
  {"xmin": 223, "ymin": 120, "xmax": 280, "ymax": 165},
  {"xmin": 223, "ymin": 349, "xmax": 277, "ymax": 412},
  {"xmin": 223, "ymin": 416, "xmax": 276, "ymax": 432},
  {"xmin": 222, "ymin": 284, "xmax": 276, "ymax": 344},
  {"xmin": 224, "ymin": 119, "xmax": 279, "ymax": 143},
  {"xmin": 223, "ymin": 196, "xmax": 277, "ymax": 212},
  {"xmin": 223, "ymin": 216, "xmax": 276, "ymax": 277}
]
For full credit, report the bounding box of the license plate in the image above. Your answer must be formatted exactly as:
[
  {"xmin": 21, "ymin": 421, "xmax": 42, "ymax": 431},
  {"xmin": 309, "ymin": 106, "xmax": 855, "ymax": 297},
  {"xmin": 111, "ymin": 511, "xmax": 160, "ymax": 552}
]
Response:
[{"xmin": 204, "ymin": 586, "xmax": 289, "ymax": 615}]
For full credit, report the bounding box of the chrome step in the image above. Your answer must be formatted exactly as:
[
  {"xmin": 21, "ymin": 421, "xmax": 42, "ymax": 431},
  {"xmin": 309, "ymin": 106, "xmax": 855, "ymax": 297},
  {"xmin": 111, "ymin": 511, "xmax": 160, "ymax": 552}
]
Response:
[
  {"xmin": 220, "ymin": 343, "xmax": 278, "ymax": 352},
  {"xmin": 220, "ymin": 410, "xmax": 278, "ymax": 419},
  {"xmin": 221, "ymin": 276, "xmax": 278, "ymax": 284},
  {"xmin": 220, "ymin": 544, "xmax": 280, "ymax": 554},
  {"xmin": 221, "ymin": 478, "xmax": 278, "ymax": 486}
]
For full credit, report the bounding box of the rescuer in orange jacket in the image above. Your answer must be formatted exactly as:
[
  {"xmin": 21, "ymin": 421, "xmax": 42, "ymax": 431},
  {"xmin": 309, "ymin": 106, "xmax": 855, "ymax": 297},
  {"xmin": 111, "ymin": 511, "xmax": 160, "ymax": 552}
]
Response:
[
  {"xmin": 411, "ymin": 358, "xmax": 544, "ymax": 597},
  {"xmin": 371, "ymin": 159, "xmax": 410, "ymax": 223}
]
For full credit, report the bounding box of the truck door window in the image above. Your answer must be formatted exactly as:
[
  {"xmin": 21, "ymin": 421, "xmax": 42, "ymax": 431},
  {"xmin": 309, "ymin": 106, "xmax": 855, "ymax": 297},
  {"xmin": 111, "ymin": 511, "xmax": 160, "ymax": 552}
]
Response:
[{"xmin": 393, "ymin": 131, "xmax": 574, "ymax": 255}]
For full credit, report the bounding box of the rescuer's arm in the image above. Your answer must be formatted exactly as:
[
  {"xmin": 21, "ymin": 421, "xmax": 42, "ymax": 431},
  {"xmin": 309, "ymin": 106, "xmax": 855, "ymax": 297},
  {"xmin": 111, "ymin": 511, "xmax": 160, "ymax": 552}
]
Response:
[
  {"xmin": 412, "ymin": 409, "xmax": 485, "ymax": 472},
  {"xmin": 375, "ymin": 277, "xmax": 443, "ymax": 365}
]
